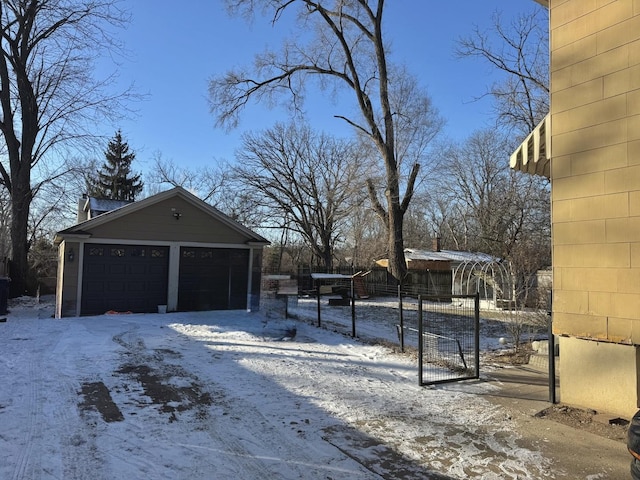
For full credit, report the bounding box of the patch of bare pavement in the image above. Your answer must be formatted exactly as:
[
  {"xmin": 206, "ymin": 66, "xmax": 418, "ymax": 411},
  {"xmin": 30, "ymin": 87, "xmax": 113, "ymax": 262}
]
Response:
[
  {"xmin": 79, "ymin": 345, "xmax": 215, "ymax": 426},
  {"xmin": 79, "ymin": 381, "xmax": 124, "ymax": 423},
  {"xmin": 485, "ymin": 364, "xmax": 631, "ymax": 479}
]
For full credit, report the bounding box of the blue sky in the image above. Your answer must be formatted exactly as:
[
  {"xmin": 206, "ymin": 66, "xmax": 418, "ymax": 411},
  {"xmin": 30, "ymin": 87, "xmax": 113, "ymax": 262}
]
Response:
[{"xmin": 100, "ymin": 0, "xmax": 544, "ymax": 173}]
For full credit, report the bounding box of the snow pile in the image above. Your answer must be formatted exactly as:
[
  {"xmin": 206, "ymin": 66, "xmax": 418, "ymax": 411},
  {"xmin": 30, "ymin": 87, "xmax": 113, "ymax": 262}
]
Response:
[{"xmin": 0, "ymin": 296, "xmax": 553, "ymax": 479}]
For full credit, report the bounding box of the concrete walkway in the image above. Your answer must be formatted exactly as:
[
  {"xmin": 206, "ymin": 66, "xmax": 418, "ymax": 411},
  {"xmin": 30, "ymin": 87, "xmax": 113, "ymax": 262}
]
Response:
[{"xmin": 483, "ymin": 364, "xmax": 630, "ymax": 479}]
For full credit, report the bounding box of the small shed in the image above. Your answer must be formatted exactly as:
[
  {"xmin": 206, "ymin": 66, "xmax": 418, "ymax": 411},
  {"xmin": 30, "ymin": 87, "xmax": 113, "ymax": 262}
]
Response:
[
  {"xmin": 375, "ymin": 247, "xmax": 509, "ymax": 307},
  {"xmin": 54, "ymin": 187, "xmax": 269, "ymax": 317}
]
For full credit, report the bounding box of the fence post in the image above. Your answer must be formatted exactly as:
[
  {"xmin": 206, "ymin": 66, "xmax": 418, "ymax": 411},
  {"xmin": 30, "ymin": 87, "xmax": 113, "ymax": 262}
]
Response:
[
  {"xmin": 351, "ymin": 277, "xmax": 356, "ymax": 337},
  {"xmin": 474, "ymin": 292, "xmax": 480, "ymax": 379},
  {"xmin": 548, "ymin": 314, "xmax": 556, "ymax": 404},
  {"xmin": 316, "ymin": 278, "xmax": 321, "ymax": 327},
  {"xmin": 418, "ymin": 295, "xmax": 423, "ymax": 386}
]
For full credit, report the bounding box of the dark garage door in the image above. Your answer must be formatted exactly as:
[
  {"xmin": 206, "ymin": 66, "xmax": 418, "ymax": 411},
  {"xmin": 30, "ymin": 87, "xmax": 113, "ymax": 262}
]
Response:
[
  {"xmin": 178, "ymin": 247, "xmax": 249, "ymax": 311},
  {"xmin": 81, "ymin": 244, "xmax": 169, "ymax": 315}
]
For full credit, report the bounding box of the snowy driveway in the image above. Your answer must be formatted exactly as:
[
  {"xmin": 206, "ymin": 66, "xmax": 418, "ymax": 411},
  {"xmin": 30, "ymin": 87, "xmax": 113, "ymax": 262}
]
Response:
[{"xmin": 0, "ymin": 299, "xmax": 551, "ymax": 479}]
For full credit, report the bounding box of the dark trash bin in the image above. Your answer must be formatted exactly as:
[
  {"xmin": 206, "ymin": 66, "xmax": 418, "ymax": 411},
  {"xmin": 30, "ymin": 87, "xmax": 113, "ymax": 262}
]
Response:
[
  {"xmin": 0, "ymin": 277, "xmax": 8, "ymax": 315},
  {"xmin": 628, "ymin": 410, "xmax": 640, "ymax": 479}
]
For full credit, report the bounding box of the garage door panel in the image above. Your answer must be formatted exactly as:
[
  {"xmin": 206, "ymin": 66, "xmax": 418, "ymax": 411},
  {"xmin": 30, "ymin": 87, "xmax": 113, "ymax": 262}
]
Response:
[
  {"xmin": 178, "ymin": 247, "xmax": 248, "ymax": 311},
  {"xmin": 107, "ymin": 282, "xmax": 126, "ymax": 293},
  {"xmin": 127, "ymin": 281, "xmax": 146, "ymax": 292},
  {"xmin": 128, "ymin": 264, "xmax": 144, "ymax": 274},
  {"xmin": 229, "ymin": 270, "xmax": 248, "ymax": 309},
  {"xmin": 81, "ymin": 244, "xmax": 169, "ymax": 315},
  {"xmin": 84, "ymin": 279, "xmax": 104, "ymax": 291},
  {"xmin": 126, "ymin": 297, "xmax": 148, "ymax": 310},
  {"xmin": 148, "ymin": 265, "xmax": 167, "ymax": 275},
  {"xmin": 108, "ymin": 264, "xmax": 126, "ymax": 275},
  {"xmin": 85, "ymin": 264, "xmax": 106, "ymax": 275}
]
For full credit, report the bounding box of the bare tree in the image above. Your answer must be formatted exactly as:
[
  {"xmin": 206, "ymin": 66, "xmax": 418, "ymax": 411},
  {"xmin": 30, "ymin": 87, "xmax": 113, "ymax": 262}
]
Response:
[
  {"xmin": 147, "ymin": 153, "xmax": 264, "ymax": 229},
  {"xmin": 343, "ymin": 197, "xmax": 386, "ymax": 267},
  {"xmin": 455, "ymin": 7, "xmax": 551, "ymax": 349},
  {"xmin": 0, "ymin": 0, "xmax": 133, "ymax": 295},
  {"xmin": 234, "ymin": 122, "xmax": 365, "ymax": 271},
  {"xmin": 209, "ymin": 0, "xmax": 442, "ymax": 283},
  {"xmin": 456, "ymin": 7, "xmax": 549, "ymax": 136},
  {"xmin": 434, "ymin": 129, "xmax": 550, "ymax": 262},
  {"xmin": 149, "ymin": 153, "xmax": 230, "ymax": 203}
]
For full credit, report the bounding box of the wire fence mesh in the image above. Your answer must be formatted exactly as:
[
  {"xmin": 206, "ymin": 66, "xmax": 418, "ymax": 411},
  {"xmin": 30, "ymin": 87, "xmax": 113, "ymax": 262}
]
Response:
[
  {"xmin": 416, "ymin": 294, "xmax": 480, "ymax": 385},
  {"xmin": 260, "ymin": 272, "xmax": 486, "ymax": 385}
]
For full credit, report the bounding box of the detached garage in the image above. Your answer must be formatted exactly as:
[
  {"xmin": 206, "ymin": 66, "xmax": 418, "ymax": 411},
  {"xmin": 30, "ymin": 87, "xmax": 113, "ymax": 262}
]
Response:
[{"xmin": 54, "ymin": 187, "xmax": 269, "ymax": 318}]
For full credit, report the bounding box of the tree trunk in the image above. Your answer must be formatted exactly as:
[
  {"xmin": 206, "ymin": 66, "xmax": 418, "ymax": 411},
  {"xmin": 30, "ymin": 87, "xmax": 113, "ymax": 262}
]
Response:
[
  {"xmin": 387, "ymin": 201, "xmax": 406, "ymax": 285},
  {"xmin": 321, "ymin": 247, "xmax": 333, "ymax": 272},
  {"xmin": 9, "ymin": 177, "xmax": 32, "ymax": 296}
]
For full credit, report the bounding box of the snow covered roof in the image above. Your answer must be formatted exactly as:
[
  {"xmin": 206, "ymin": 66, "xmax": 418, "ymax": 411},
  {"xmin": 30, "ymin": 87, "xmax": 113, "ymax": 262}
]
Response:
[
  {"xmin": 310, "ymin": 273, "xmax": 352, "ymax": 280},
  {"xmin": 76, "ymin": 196, "xmax": 132, "ymax": 223},
  {"xmin": 88, "ymin": 197, "xmax": 131, "ymax": 215},
  {"xmin": 404, "ymin": 248, "xmax": 499, "ymax": 264}
]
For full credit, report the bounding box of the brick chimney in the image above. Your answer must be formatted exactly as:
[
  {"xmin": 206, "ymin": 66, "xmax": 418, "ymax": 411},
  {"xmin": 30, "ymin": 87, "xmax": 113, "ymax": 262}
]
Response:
[
  {"xmin": 432, "ymin": 236, "xmax": 441, "ymax": 252},
  {"xmin": 77, "ymin": 194, "xmax": 89, "ymax": 224}
]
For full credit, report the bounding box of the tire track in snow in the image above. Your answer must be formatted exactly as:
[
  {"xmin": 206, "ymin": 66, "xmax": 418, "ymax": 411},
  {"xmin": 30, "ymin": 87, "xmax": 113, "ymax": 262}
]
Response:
[
  {"xmin": 116, "ymin": 325, "xmax": 380, "ymax": 479},
  {"xmin": 183, "ymin": 382, "xmax": 383, "ymax": 480},
  {"xmin": 167, "ymin": 338, "xmax": 388, "ymax": 479},
  {"xmin": 11, "ymin": 355, "xmax": 43, "ymax": 480},
  {"xmin": 60, "ymin": 378, "xmax": 110, "ymax": 480},
  {"xmin": 124, "ymin": 337, "xmax": 287, "ymax": 478},
  {"xmin": 9, "ymin": 321, "xmax": 94, "ymax": 480},
  {"xmin": 108, "ymin": 328, "xmax": 264, "ymax": 478}
]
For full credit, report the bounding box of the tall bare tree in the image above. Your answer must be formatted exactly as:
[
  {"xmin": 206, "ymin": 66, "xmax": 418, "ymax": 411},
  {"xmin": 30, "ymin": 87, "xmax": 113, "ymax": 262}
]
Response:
[
  {"xmin": 455, "ymin": 6, "xmax": 551, "ymax": 314},
  {"xmin": 0, "ymin": 0, "xmax": 131, "ymax": 295},
  {"xmin": 456, "ymin": 7, "xmax": 549, "ymax": 136},
  {"xmin": 433, "ymin": 129, "xmax": 550, "ymax": 264},
  {"xmin": 209, "ymin": 0, "xmax": 442, "ymax": 283},
  {"xmin": 234, "ymin": 122, "xmax": 365, "ymax": 270},
  {"xmin": 149, "ymin": 154, "xmax": 228, "ymax": 203}
]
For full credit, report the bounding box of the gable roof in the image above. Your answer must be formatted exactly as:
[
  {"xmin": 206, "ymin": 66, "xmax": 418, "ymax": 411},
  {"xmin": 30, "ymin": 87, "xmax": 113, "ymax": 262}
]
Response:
[{"xmin": 55, "ymin": 186, "xmax": 269, "ymax": 245}]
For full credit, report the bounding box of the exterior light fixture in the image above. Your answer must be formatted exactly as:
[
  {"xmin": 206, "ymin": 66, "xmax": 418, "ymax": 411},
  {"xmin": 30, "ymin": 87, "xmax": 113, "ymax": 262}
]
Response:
[
  {"xmin": 172, "ymin": 210, "xmax": 182, "ymax": 220},
  {"xmin": 68, "ymin": 248, "xmax": 75, "ymax": 262}
]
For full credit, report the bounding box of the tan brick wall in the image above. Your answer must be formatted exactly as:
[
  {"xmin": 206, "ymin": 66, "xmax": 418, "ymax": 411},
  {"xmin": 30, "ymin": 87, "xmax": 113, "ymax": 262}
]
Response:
[
  {"xmin": 549, "ymin": 0, "xmax": 640, "ymax": 416},
  {"xmin": 551, "ymin": 0, "xmax": 640, "ymax": 341}
]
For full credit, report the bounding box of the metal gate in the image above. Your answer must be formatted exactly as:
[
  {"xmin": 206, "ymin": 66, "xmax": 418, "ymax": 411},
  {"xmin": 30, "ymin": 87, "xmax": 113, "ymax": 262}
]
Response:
[{"xmin": 418, "ymin": 294, "xmax": 480, "ymax": 386}]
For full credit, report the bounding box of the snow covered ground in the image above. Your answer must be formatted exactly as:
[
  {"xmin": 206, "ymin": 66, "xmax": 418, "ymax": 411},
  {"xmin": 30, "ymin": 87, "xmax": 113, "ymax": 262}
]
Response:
[{"xmin": 0, "ymin": 296, "xmax": 554, "ymax": 479}]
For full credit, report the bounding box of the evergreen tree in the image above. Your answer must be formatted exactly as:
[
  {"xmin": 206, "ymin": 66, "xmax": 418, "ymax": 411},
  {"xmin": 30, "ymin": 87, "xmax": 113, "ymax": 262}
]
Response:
[{"xmin": 89, "ymin": 130, "xmax": 144, "ymax": 201}]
